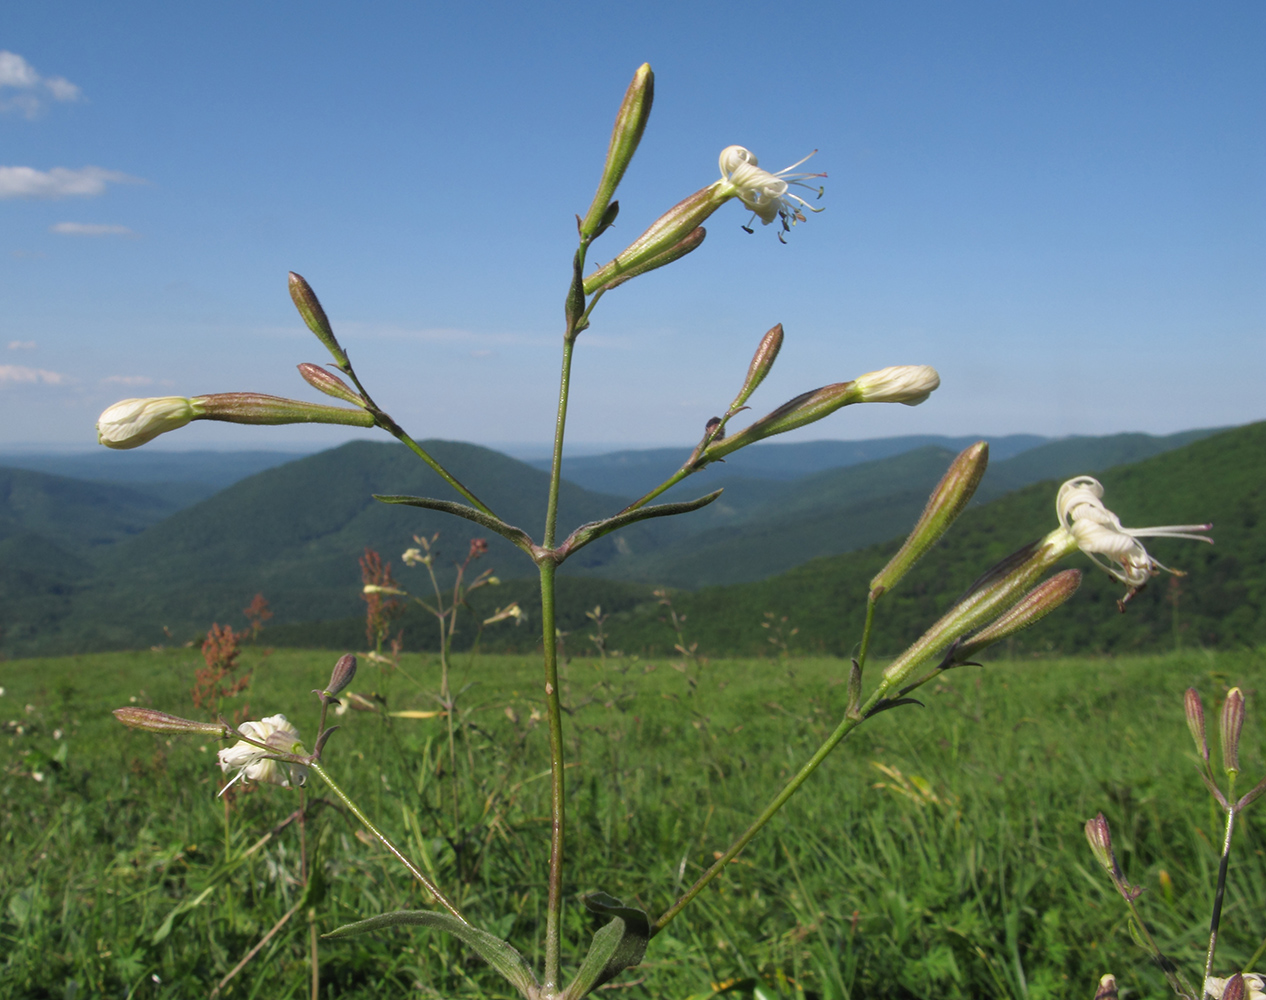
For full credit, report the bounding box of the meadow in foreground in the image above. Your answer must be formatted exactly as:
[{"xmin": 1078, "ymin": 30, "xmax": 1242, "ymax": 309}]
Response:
[{"xmin": 3, "ymin": 646, "xmax": 1262, "ymax": 999}]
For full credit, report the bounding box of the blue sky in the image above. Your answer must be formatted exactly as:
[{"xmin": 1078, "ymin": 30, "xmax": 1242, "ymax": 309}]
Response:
[{"xmin": 2, "ymin": 1, "xmax": 1262, "ymax": 454}]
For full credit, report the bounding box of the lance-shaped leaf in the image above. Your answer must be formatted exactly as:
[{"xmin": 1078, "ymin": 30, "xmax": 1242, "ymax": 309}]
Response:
[
  {"xmin": 562, "ymin": 893, "xmax": 650, "ymax": 1000},
  {"xmin": 374, "ymin": 495, "xmax": 536, "ymax": 557},
  {"xmin": 869, "ymin": 442, "xmax": 988, "ymax": 601},
  {"xmin": 324, "ymin": 910, "xmax": 538, "ymax": 1000},
  {"xmin": 556, "ymin": 491, "xmax": 722, "ymax": 562}
]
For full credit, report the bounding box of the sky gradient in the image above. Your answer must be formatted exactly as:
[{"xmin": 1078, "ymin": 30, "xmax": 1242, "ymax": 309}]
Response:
[{"xmin": 3, "ymin": 2, "xmax": 1263, "ymax": 453}]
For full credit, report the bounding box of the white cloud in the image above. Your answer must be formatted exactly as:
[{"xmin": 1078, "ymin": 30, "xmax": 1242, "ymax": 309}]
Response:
[
  {"xmin": 7, "ymin": 341, "xmax": 36, "ymax": 351},
  {"xmin": 0, "ymin": 51, "xmax": 81, "ymax": 118},
  {"xmin": 0, "ymin": 166, "xmax": 144, "ymax": 200},
  {"xmin": 51, "ymin": 222, "xmax": 137, "ymax": 237},
  {"xmin": 101, "ymin": 374, "xmax": 153, "ymax": 386},
  {"xmin": 0, "ymin": 364, "xmax": 67, "ymax": 385}
]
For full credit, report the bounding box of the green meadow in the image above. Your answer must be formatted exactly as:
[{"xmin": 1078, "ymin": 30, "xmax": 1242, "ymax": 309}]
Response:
[{"xmin": 3, "ymin": 646, "xmax": 1263, "ymax": 999}]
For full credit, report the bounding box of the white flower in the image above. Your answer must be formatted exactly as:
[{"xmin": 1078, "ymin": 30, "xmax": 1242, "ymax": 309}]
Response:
[
  {"xmin": 716, "ymin": 145, "xmax": 825, "ymax": 238},
  {"xmin": 854, "ymin": 365, "xmax": 941, "ymax": 406},
  {"xmin": 217, "ymin": 714, "xmax": 306, "ymax": 795},
  {"xmin": 1056, "ymin": 476, "xmax": 1212, "ymax": 596},
  {"xmin": 97, "ymin": 396, "xmax": 201, "ymax": 450},
  {"xmin": 1205, "ymin": 974, "xmax": 1266, "ymax": 1000}
]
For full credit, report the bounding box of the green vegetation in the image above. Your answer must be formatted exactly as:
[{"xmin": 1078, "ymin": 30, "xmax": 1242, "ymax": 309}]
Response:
[
  {"xmin": 2, "ymin": 646, "xmax": 1263, "ymax": 998},
  {"xmin": 0, "ymin": 425, "xmax": 1247, "ymax": 659}
]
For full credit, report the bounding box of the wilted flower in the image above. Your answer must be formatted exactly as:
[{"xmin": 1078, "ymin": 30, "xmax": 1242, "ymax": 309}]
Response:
[
  {"xmin": 97, "ymin": 396, "xmax": 202, "ymax": 449},
  {"xmin": 217, "ymin": 714, "xmax": 306, "ymax": 794},
  {"xmin": 1056, "ymin": 476, "xmax": 1212, "ymax": 598},
  {"xmin": 717, "ymin": 145, "xmax": 825, "ymax": 236}
]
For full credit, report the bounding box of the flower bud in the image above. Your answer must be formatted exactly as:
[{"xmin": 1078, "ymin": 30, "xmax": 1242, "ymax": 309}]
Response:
[
  {"xmin": 1223, "ymin": 974, "xmax": 1247, "ymax": 1000},
  {"xmin": 870, "ymin": 442, "xmax": 988, "ymax": 600},
  {"xmin": 877, "ymin": 527, "xmax": 1079, "ymax": 692},
  {"xmin": 579, "ymin": 63, "xmax": 654, "ymax": 240},
  {"xmin": 854, "ymin": 365, "xmax": 940, "ymax": 406},
  {"xmin": 1094, "ymin": 974, "xmax": 1119, "ymax": 1000},
  {"xmin": 298, "ymin": 363, "xmax": 365, "ymax": 406},
  {"xmin": 952, "ymin": 569, "xmax": 1082, "ymax": 662},
  {"xmin": 289, "ymin": 272, "xmax": 348, "ymax": 367},
  {"xmin": 702, "ymin": 381, "xmax": 864, "ymax": 462},
  {"xmin": 194, "ymin": 392, "xmax": 375, "ymax": 429},
  {"xmin": 363, "ymin": 584, "xmax": 406, "ymax": 596},
  {"xmin": 728, "ymin": 324, "xmax": 784, "ymax": 412},
  {"xmin": 325, "ymin": 654, "xmax": 357, "ymax": 697},
  {"xmin": 97, "ymin": 396, "xmax": 204, "ymax": 450},
  {"xmin": 584, "ymin": 186, "xmax": 730, "ymax": 293},
  {"xmin": 585, "ymin": 226, "xmax": 707, "ymax": 294},
  {"xmin": 113, "ymin": 707, "xmax": 230, "ymax": 737},
  {"xmin": 1084, "ymin": 813, "xmax": 1116, "ymax": 874},
  {"xmin": 1221, "ymin": 687, "xmax": 1245, "ymax": 778},
  {"xmin": 1185, "ymin": 688, "xmax": 1209, "ymax": 763}
]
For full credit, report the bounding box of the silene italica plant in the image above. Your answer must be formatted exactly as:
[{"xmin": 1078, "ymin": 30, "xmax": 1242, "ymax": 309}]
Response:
[{"xmin": 104, "ymin": 65, "xmax": 1217, "ymax": 998}]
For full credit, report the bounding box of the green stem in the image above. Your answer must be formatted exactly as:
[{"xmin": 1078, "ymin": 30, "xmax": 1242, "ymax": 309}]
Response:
[
  {"xmin": 337, "ymin": 362, "xmax": 496, "ymax": 518},
  {"xmin": 538, "ymin": 558, "xmax": 566, "ymax": 991},
  {"xmin": 543, "ymin": 337, "xmax": 577, "ymax": 549},
  {"xmin": 1203, "ymin": 807, "xmax": 1237, "ymax": 992},
  {"xmin": 653, "ymin": 683, "xmax": 888, "ymax": 936},
  {"xmin": 309, "ymin": 761, "xmax": 466, "ymax": 924},
  {"xmin": 856, "ymin": 597, "xmax": 878, "ymax": 673},
  {"xmin": 620, "ymin": 465, "xmax": 695, "ymax": 515}
]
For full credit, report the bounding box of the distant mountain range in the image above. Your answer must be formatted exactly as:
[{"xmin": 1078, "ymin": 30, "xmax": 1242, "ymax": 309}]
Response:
[{"xmin": 0, "ymin": 426, "xmax": 1245, "ymax": 658}]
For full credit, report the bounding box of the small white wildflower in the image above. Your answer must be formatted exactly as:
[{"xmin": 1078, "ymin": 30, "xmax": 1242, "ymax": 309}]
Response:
[
  {"xmin": 401, "ymin": 547, "xmax": 426, "ymax": 566},
  {"xmin": 217, "ymin": 714, "xmax": 306, "ymax": 796},
  {"xmin": 1056, "ymin": 476, "xmax": 1212, "ymax": 601},
  {"xmin": 716, "ymin": 145, "xmax": 825, "ymax": 239}
]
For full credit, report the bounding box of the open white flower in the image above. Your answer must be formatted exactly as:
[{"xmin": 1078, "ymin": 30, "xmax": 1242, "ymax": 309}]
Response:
[
  {"xmin": 1056, "ymin": 476, "xmax": 1212, "ymax": 596},
  {"xmin": 716, "ymin": 145, "xmax": 825, "ymax": 237},
  {"xmin": 217, "ymin": 714, "xmax": 306, "ymax": 795}
]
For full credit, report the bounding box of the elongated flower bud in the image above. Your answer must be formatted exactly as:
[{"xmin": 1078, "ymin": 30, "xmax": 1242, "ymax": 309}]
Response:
[
  {"xmin": 586, "ymin": 227, "xmax": 707, "ymax": 293},
  {"xmin": 702, "ymin": 381, "xmax": 864, "ymax": 462},
  {"xmin": 1084, "ymin": 813, "xmax": 1116, "ymax": 873},
  {"xmin": 728, "ymin": 324, "xmax": 784, "ymax": 412},
  {"xmin": 854, "ymin": 365, "xmax": 941, "ymax": 405},
  {"xmin": 298, "ymin": 363, "xmax": 365, "ymax": 406},
  {"xmin": 870, "ymin": 442, "xmax": 988, "ymax": 600},
  {"xmin": 1094, "ymin": 974, "xmax": 1119, "ymax": 1000},
  {"xmin": 97, "ymin": 396, "xmax": 204, "ymax": 450},
  {"xmin": 878, "ymin": 527, "xmax": 1079, "ymax": 692},
  {"xmin": 580, "ymin": 64, "xmax": 654, "ymax": 239},
  {"xmin": 1221, "ymin": 687, "xmax": 1245, "ymax": 778},
  {"xmin": 113, "ymin": 707, "xmax": 231, "ymax": 737},
  {"xmin": 289, "ymin": 272, "xmax": 349, "ymax": 367},
  {"xmin": 325, "ymin": 654, "xmax": 357, "ymax": 697},
  {"xmin": 952, "ymin": 570, "xmax": 1081, "ymax": 662},
  {"xmin": 1185, "ymin": 688, "xmax": 1209, "ymax": 763},
  {"xmin": 194, "ymin": 393, "xmax": 375, "ymax": 428}
]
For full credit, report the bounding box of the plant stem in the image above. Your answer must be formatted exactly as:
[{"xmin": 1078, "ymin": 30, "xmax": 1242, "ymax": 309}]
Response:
[
  {"xmin": 308, "ymin": 761, "xmax": 466, "ymax": 924},
  {"xmin": 856, "ymin": 597, "xmax": 878, "ymax": 673},
  {"xmin": 339, "ymin": 362, "xmax": 496, "ymax": 517},
  {"xmin": 1203, "ymin": 807, "xmax": 1237, "ymax": 991},
  {"xmin": 538, "ymin": 557, "xmax": 566, "ymax": 991},
  {"xmin": 653, "ymin": 683, "xmax": 887, "ymax": 935},
  {"xmin": 543, "ymin": 338, "xmax": 577, "ymax": 550}
]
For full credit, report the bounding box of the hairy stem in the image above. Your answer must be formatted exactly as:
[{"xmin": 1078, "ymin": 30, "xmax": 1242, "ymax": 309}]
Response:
[
  {"xmin": 1203, "ymin": 807, "xmax": 1237, "ymax": 992},
  {"xmin": 539, "ymin": 558, "xmax": 566, "ymax": 991},
  {"xmin": 309, "ymin": 761, "xmax": 465, "ymax": 923}
]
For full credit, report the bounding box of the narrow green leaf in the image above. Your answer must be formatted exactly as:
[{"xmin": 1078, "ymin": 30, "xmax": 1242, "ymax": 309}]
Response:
[
  {"xmin": 556, "ymin": 491, "xmax": 721, "ymax": 562},
  {"xmin": 374, "ymin": 495, "xmax": 536, "ymax": 556},
  {"xmin": 562, "ymin": 893, "xmax": 650, "ymax": 999},
  {"xmin": 323, "ymin": 910, "xmax": 538, "ymax": 999}
]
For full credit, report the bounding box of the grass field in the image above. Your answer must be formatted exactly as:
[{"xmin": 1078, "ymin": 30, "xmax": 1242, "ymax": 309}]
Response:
[{"xmin": 2, "ymin": 645, "xmax": 1264, "ymax": 999}]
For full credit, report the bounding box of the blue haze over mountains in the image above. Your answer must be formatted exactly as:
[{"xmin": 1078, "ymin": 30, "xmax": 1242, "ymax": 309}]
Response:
[{"xmin": 0, "ymin": 427, "xmax": 1230, "ymax": 656}]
